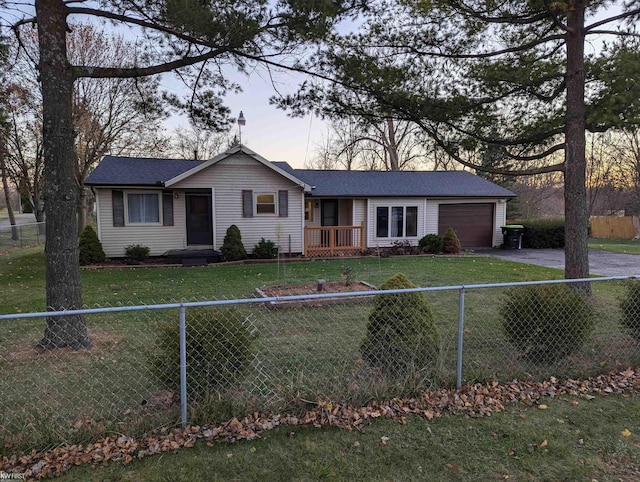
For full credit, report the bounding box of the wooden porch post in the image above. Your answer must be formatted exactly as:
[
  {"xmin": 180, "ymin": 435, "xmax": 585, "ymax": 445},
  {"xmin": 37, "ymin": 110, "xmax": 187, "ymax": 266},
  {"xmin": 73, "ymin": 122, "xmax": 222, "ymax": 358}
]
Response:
[
  {"xmin": 304, "ymin": 226, "xmax": 307, "ymax": 257},
  {"xmin": 329, "ymin": 226, "xmax": 335, "ymax": 255}
]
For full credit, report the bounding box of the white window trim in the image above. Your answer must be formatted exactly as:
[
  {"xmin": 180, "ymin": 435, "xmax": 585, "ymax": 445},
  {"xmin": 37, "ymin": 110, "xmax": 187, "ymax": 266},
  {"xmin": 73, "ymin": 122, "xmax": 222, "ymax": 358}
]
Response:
[
  {"xmin": 125, "ymin": 191, "xmax": 162, "ymax": 226},
  {"xmin": 375, "ymin": 205, "xmax": 419, "ymax": 239},
  {"xmin": 255, "ymin": 192, "xmax": 277, "ymax": 216}
]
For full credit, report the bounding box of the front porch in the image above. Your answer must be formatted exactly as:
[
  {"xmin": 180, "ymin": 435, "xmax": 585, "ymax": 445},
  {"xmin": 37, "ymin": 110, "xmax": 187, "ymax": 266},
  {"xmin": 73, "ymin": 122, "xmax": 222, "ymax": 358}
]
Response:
[{"xmin": 304, "ymin": 224, "xmax": 365, "ymax": 257}]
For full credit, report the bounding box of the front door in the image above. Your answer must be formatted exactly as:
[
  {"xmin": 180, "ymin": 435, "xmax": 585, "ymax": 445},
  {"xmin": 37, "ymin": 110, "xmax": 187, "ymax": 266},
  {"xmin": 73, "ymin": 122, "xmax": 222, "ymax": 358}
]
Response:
[
  {"xmin": 321, "ymin": 200, "xmax": 339, "ymax": 226},
  {"xmin": 186, "ymin": 194, "xmax": 213, "ymax": 246},
  {"xmin": 321, "ymin": 200, "xmax": 339, "ymax": 247}
]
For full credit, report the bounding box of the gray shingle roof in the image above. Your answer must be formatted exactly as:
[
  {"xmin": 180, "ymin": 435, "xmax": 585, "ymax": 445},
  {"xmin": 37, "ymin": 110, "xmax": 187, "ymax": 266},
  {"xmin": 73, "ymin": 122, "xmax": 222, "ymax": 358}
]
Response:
[
  {"xmin": 85, "ymin": 156, "xmax": 201, "ymax": 186},
  {"xmin": 86, "ymin": 154, "xmax": 514, "ymax": 198},
  {"xmin": 273, "ymin": 163, "xmax": 515, "ymax": 198}
]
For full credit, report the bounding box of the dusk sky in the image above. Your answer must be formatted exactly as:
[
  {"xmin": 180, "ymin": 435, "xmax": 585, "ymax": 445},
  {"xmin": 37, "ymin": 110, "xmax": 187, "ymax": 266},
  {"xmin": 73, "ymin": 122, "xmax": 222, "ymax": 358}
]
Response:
[{"xmin": 159, "ymin": 53, "xmax": 326, "ymax": 169}]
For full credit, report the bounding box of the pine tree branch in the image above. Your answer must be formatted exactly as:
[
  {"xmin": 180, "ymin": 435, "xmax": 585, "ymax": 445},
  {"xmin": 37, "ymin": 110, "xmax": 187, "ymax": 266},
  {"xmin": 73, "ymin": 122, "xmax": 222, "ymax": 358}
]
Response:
[{"xmin": 585, "ymin": 7, "xmax": 640, "ymax": 32}]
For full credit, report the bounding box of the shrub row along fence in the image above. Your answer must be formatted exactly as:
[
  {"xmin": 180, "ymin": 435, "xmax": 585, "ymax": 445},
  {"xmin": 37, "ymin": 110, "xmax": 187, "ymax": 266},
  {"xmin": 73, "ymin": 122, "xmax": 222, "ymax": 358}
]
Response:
[
  {"xmin": 1, "ymin": 276, "xmax": 640, "ymax": 453},
  {"xmin": 0, "ymin": 222, "xmax": 45, "ymax": 251}
]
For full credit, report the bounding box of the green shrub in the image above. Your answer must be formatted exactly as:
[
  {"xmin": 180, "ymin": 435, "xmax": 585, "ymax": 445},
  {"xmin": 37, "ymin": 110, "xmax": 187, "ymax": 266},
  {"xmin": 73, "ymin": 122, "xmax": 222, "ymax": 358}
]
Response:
[
  {"xmin": 149, "ymin": 307, "xmax": 254, "ymax": 398},
  {"xmin": 619, "ymin": 281, "xmax": 640, "ymax": 342},
  {"xmin": 78, "ymin": 225, "xmax": 106, "ymax": 265},
  {"xmin": 360, "ymin": 273, "xmax": 441, "ymax": 377},
  {"xmin": 125, "ymin": 244, "xmax": 150, "ymax": 262},
  {"xmin": 252, "ymin": 238, "xmax": 278, "ymax": 259},
  {"xmin": 442, "ymin": 227, "xmax": 461, "ymax": 254},
  {"xmin": 500, "ymin": 284, "xmax": 595, "ymax": 365},
  {"xmin": 221, "ymin": 224, "xmax": 247, "ymax": 261},
  {"xmin": 418, "ymin": 234, "xmax": 444, "ymax": 254},
  {"xmin": 521, "ymin": 219, "xmax": 565, "ymax": 248}
]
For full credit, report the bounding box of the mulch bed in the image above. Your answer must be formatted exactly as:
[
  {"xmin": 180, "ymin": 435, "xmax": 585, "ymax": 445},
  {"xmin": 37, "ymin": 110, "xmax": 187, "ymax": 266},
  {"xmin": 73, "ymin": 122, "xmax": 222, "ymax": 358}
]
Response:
[{"xmin": 258, "ymin": 281, "xmax": 376, "ymax": 298}]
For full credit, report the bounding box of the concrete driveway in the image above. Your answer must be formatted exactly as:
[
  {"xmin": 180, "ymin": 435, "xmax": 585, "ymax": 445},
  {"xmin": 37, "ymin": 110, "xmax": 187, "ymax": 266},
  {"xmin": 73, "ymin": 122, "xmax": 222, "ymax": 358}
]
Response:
[
  {"xmin": 476, "ymin": 248, "xmax": 640, "ymax": 277},
  {"xmin": 0, "ymin": 213, "xmax": 38, "ymax": 229}
]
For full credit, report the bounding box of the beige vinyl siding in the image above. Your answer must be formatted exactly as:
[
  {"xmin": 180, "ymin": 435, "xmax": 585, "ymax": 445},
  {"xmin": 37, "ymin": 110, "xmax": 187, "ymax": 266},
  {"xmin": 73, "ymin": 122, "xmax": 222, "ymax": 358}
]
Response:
[
  {"xmin": 367, "ymin": 197, "xmax": 426, "ymax": 248},
  {"xmin": 305, "ymin": 199, "xmax": 321, "ymax": 228},
  {"xmin": 95, "ymin": 188, "xmax": 186, "ymax": 257},
  {"xmin": 425, "ymin": 200, "xmax": 440, "ymax": 236},
  {"xmin": 353, "ymin": 199, "xmax": 367, "ymax": 247},
  {"xmin": 173, "ymin": 153, "xmax": 304, "ymax": 253},
  {"xmin": 426, "ymin": 198, "xmax": 506, "ymax": 247},
  {"xmin": 494, "ymin": 200, "xmax": 507, "ymax": 246}
]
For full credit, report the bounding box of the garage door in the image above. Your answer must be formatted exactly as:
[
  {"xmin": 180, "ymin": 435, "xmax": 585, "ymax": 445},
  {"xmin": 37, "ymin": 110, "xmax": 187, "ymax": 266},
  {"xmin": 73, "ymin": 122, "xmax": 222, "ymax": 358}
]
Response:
[{"xmin": 438, "ymin": 203, "xmax": 494, "ymax": 247}]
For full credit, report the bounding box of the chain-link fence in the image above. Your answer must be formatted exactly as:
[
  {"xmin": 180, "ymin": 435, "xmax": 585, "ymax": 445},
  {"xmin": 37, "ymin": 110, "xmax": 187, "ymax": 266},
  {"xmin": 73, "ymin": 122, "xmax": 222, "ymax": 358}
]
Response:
[
  {"xmin": 1, "ymin": 276, "xmax": 640, "ymax": 453},
  {"xmin": 0, "ymin": 222, "xmax": 45, "ymax": 251}
]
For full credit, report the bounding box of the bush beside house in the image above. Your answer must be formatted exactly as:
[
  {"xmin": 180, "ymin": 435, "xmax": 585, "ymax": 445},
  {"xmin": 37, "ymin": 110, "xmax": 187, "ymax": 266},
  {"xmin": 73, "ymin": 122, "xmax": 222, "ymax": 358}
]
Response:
[
  {"xmin": 125, "ymin": 244, "xmax": 150, "ymax": 263},
  {"xmin": 78, "ymin": 226, "xmax": 106, "ymax": 265},
  {"xmin": 221, "ymin": 225, "xmax": 247, "ymax": 261},
  {"xmin": 419, "ymin": 234, "xmax": 444, "ymax": 254},
  {"xmin": 442, "ymin": 228, "xmax": 462, "ymax": 254},
  {"xmin": 252, "ymin": 238, "xmax": 278, "ymax": 259}
]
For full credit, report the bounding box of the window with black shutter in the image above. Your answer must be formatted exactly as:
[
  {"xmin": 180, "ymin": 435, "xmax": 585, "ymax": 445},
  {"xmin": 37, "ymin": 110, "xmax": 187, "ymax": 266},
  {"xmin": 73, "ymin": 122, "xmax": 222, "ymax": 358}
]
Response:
[
  {"xmin": 163, "ymin": 192, "xmax": 174, "ymax": 226},
  {"xmin": 112, "ymin": 190, "xmax": 124, "ymax": 227},
  {"xmin": 242, "ymin": 190, "xmax": 253, "ymax": 217},
  {"xmin": 278, "ymin": 190, "xmax": 288, "ymax": 217}
]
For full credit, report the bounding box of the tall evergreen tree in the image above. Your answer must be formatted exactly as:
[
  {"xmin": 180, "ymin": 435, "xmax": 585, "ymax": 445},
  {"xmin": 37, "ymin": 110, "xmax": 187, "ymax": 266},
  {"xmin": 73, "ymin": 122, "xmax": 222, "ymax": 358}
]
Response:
[{"xmin": 279, "ymin": 0, "xmax": 640, "ymax": 280}]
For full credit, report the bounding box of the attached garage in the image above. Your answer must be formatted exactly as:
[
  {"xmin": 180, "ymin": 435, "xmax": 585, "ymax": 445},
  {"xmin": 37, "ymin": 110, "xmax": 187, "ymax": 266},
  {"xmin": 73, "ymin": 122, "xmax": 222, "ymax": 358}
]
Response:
[{"xmin": 438, "ymin": 203, "xmax": 495, "ymax": 247}]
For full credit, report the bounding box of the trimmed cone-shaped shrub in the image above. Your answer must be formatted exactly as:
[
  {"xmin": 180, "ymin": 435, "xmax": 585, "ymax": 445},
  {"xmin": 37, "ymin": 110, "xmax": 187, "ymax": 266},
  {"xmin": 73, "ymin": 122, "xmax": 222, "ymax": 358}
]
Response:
[
  {"xmin": 149, "ymin": 307, "xmax": 254, "ymax": 398},
  {"xmin": 78, "ymin": 225, "xmax": 106, "ymax": 265},
  {"xmin": 620, "ymin": 281, "xmax": 640, "ymax": 342},
  {"xmin": 361, "ymin": 273, "xmax": 441, "ymax": 377},
  {"xmin": 500, "ymin": 284, "xmax": 595, "ymax": 365},
  {"xmin": 221, "ymin": 224, "xmax": 247, "ymax": 261},
  {"xmin": 443, "ymin": 227, "xmax": 461, "ymax": 254}
]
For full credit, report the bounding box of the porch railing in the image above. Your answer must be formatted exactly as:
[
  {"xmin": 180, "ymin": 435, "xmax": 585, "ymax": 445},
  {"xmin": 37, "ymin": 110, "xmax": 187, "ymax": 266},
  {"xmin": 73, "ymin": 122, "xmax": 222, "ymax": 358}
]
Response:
[{"xmin": 304, "ymin": 223, "xmax": 365, "ymax": 257}]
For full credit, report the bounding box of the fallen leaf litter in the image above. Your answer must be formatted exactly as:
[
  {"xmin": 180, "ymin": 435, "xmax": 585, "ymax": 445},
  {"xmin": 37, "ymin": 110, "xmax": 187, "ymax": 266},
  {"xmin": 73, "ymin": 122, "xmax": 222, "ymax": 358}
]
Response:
[{"xmin": 3, "ymin": 367, "xmax": 640, "ymax": 479}]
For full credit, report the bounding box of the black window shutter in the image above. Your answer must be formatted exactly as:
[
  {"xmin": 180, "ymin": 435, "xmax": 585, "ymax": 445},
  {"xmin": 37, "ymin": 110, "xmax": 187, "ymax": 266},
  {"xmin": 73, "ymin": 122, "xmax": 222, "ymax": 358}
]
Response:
[
  {"xmin": 112, "ymin": 190, "xmax": 124, "ymax": 227},
  {"xmin": 242, "ymin": 190, "xmax": 253, "ymax": 217},
  {"xmin": 278, "ymin": 190, "xmax": 288, "ymax": 217},
  {"xmin": 163, "ymin": 192, "xmax": 174, "ymax": 226}
]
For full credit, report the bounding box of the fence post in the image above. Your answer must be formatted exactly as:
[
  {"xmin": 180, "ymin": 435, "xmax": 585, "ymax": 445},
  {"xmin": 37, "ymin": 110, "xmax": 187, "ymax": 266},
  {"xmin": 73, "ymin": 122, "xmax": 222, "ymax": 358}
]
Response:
[
  {"xmin": 179, "ymin": 304, "xmax": 188, "ymax": 427},
  {"xmin": 456, "ymin": 287, "xmax": 465, "ymax": 390}
]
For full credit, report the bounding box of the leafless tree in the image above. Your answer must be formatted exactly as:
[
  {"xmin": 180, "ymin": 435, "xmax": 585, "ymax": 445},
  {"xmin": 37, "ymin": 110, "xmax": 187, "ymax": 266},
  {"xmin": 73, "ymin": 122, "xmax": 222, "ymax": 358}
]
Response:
[
  {"xmin": 11, "ymin": 25, "xmax": 168, "ymax": 230},
  {"xmin": 169, "ymin": 124, "xmax": 233, "ymax": 160},
  {"xmin": 310, "ymin": 116, "xmax": 433, "ymax": 171}
]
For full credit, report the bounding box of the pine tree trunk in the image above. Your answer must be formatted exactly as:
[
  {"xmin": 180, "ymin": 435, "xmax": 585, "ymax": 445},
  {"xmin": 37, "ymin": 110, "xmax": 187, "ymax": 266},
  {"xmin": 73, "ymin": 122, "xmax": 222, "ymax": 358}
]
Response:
[
  {"xmin": 386, "ymin": 118, "xmax": 400, "ymax": 170},
  {"xmin": 563, "ymin": 1, "xmax": 590, "ymax": 282},
  {"xmin": 36, "ymin": 0, "xmax": 90, "ymax": 349}
]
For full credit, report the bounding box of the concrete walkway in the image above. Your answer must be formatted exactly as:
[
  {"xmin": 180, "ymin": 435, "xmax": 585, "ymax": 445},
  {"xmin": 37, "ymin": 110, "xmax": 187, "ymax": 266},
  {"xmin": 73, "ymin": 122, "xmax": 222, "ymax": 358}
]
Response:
[{"xmin": 476, "ymin": 248, "xmax": 640, "ymax": 277}]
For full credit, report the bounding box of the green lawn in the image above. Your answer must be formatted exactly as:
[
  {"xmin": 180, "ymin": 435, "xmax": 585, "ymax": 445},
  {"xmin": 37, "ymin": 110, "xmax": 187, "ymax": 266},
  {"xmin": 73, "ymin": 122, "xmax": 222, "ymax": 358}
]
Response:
[
  {"xmin": 1, "ymin": 246, "xmax": 563, "ymax": 314},
  {"xmin": 1, "ymin": 246, "xmax": 640, "ymax": 472},
  {"xmin": 56, "ymin": 394, "xmax": 640, "ymax": 481},
  {"xmin": 589, "ymin": 238, "xmax": 640, "ymax": 255}
]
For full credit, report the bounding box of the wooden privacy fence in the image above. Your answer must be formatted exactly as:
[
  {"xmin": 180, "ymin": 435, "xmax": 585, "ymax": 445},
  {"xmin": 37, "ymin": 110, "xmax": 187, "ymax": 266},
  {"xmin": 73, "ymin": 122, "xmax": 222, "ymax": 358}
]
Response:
[{"xmin": 590, "ymin": 216, "xmax": 637, "ymax": 239}]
